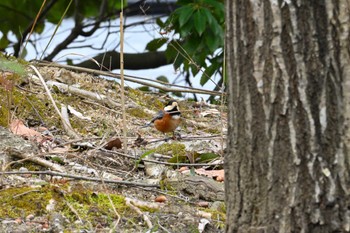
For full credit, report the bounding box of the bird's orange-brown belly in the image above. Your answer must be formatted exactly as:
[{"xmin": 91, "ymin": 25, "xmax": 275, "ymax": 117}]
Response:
[{"xmin": 154, "ymin": 117, "xmax": 180, "ymax": 133}]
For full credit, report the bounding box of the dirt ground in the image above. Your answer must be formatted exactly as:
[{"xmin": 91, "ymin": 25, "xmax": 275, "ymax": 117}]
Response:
[{"xmin": 0, "ymin": 61, "xmax": 227, "ymax": 232}]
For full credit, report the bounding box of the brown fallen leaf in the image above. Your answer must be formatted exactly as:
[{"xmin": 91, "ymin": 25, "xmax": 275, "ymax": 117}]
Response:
[
  {"xmin": 197, "ymin": 201, "xmax": 209, "ymax": 207},
  {"xmin": 104, "ymin": 138, "xmax": 122, "ymax": 150},
  {"xmin": 10, "ymin": 119, "xmax": 43, "ymax": 142},
  {"xmin": 216, "ymin": 175, "xmax": 224, "ymax": 182},
  {"xmin": 178, "ymin": 166, "xmax": 189, "ymax": 172},
  {"xmin": 154, "ymin": 195, "xmax": 167, "ymax": 203},
  {"xmin": 195, "ymin": 168, "xmax": 224, "ymax": 180}
]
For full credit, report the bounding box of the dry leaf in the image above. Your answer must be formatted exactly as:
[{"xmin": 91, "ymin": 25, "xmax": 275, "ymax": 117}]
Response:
[
  {"xmin": 49, "ymin": 146, "xmax": 70, "ymax": 154},
  {"xmin": 104, "ymin": 138, "xmax": 122, "ymax": 150},
  {"xmin": 197, "ymin": 201, "xmax": 209, "ymax": 207},
  {"xmin": 178, "ymin": 166, "xmax": 189, "ymax": 172},
  {"xmin": 195, "ymin": 168, "xmax": 224, "ymax": 180},
  {"xmin": 216, "ymin": 175, "xmax": 224, "ymax": 182},
  {"xmin": 0, "ymin": 72, "xmax": 15, "ymax": 91},
  {"xmin": 10, "ymin": 119, "xmax": 43, "ymax": 142},
  {"xmin": 154, "ymin": 195, "xmax": 167, "ymax": 203}
]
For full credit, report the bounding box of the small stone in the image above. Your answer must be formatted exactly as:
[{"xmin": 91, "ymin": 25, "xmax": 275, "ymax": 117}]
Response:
[{"xmin": 26, "ymin": 214, "xmax": 35, "ymax": 221}]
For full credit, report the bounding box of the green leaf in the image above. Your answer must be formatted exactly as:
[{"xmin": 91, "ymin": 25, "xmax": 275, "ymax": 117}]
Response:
[
  {"xmin": 156, "ymin": 18, "xmax": 165, "ymax": 28},
  {"xmin": 196, "ymin": 152, "xmax": 219, "ymax": 163},
  {"xmin": 203, "ymin": 0, "xmax": 225, "ymax": 15},
  {"xmin": 0, "ymin": 57, "xmax": 26, "ymax": 76},
  {"xmin": 145, "ymin": 38, "xmax": 168, "ymax": 51},
  {"xmin": 138, "ymin": 86, "xmax": 150, "ymax": 92},
  {"xmin": 202, "ymin": 8, "xmax": 213, "ymax": 25},
  {"xmin": 0, "ymin": 35, "xmax": 10, "ymax": 50},
  {"xmin": 156, "ymin": 75, "xmax": 169, "ymax": 83},
  {"xmin": 205, "ymin": 29, "xmax": 219, "ymax": 53},
  {"xmin": 200, "ymin": 63, "xmax": 217, "ymax": 86},
  {"xmin": 168, "ymin": 154, "xmax": 188, "ymax": 163},
  {"xmin": 136, "ymin": 149, "xmax": 155, "ymax": 167},
  {"xmin": 194, "ymin": 9, "xmax": 207, "ymax": 36},
  {"xmin": 171, "ymin": 91, "xmax": 183, "ymax": 97},
  {"xmin": 178, "ymin": 5, "xmax": 195, "ymax": 27},
  {"xmin": 165, "ymin": 41, "xmax": 185, "ymax": 70},
  {"xmin": 179, "ymin": 20, "xmax": 194, "ymax": 37}
]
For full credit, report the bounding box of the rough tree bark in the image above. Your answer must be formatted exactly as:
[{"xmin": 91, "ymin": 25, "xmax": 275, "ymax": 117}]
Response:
[{"xmin": 225, "ymin": 0, "xmax": 350, "ymax": 232}]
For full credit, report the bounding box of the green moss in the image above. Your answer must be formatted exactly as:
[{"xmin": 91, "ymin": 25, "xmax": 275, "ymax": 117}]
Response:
[
  {"xmin": 0, "ymin": 56, "xmax": 26, "ymax": 76},
  {"xmin": 154, "ymin": 142, "xmax": 186, "ymax": 157},
  {"xmin": 126, "ymin": 107, "xmax": 151, "ymax": 119},
  {"xmin": 0, "ymin": 185, "xmax": 58, "ymax": 218},
  {"xmin": 61, "ymin": 186, "xmax": 130, "ymax": 226},
  {"xmin": 199, "ymin": 204, "xmax": 226, "ymax": 229},
  {"xmin": 204, "ymin": 127, "xmax": 221, "ymax": 134},
  {"xmin": 0, "ymin": 81, "xmax": 59, "ymax": 127},
  {"xmin": 127, "ymin": 89, "xmax": 163, "ymax": 110},
  {"xmin": 10, "ymin": 161, "xmax": 44, "ymax": 171},
  {"xmin": 0, "ymin": 183, "xmax": 149, "ymax": 230}
]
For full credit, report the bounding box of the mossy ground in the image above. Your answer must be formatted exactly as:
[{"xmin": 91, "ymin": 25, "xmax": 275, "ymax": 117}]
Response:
[
  {"xmin": 0, "ymin": 60, "xmax": 226, "ymax": 232},
  {"xmin": 0, "ymin": 183, "xmax": 143, "ymax": 229}
]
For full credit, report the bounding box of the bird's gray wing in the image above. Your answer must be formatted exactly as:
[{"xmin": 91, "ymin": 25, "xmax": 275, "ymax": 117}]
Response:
[{"xmin": 141, "ymin": 110, "xmax": 164, "ymax": 128}]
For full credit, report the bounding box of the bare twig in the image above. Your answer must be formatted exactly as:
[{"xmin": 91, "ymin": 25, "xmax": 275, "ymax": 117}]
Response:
[
  {"xmin": 125, "ymin": 197, "xmax": 153, "ymax": 229},
  {"xmin": 120, "ymin": 11, "xmax": 128, "ymax": 155},
  {"xmin": 61, "ymin": 104, "xmax": 81, "ymax": 139},
  {"xmin": 100, "ymin": 149, "xmax": 224, "ymax": 167},
  {"xmin": 13, "ymin": 189, "xmax": 40, "ymax": 199},
  {"xmin": 29, "ymin": 65, "xmax": 80, "ymax": 139},
  {"xmin": 0, "ymin": 171, "xmax": 159, "ymax": 187}
]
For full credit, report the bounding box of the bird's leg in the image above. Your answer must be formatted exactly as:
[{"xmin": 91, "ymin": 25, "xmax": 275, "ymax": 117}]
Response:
[
  {"xmin": 172, "ymin": 131, "xmax": 181, "ymax": 140},
  {"xmin": 163, "ymin": 133, "xmax": 170, "ymax": 142}
]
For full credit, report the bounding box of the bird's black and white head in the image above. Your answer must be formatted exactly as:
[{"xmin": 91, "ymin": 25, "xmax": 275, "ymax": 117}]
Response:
[{"xmin": 164, "ymin": 100, "xmax": 181, "ymax": 117}]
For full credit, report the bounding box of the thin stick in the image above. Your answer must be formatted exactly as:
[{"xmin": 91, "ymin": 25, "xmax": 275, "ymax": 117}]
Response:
[
  {"xmin": 29, "ymin": 65, "xmax": 80, "ymax": 139},
  {"xmin": 100, "ymin": 148, "xmax": 224, "ymax": 167},
  {"xmin": 125, "ymin": 198, "xmax": 153, "ymax": 229},
  {"xmin": 120, "ymin": 12, "xmax": 127, "ymax": 155},
  {"xmin": 20, "ymin": 0, "xmax": 47, "ymax": 58},
  {"xmin": 0, "ymin": 171, "xmax": 159, "ymax": 187}
]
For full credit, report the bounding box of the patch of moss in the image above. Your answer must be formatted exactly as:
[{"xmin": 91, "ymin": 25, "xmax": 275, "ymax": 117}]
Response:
[
  {"xmin": 203, "ymin": 127, "xmax": 221, "ymax": 134},
  {"xmin": 199, "ymin": 203, "xmax": 226, "ymax": 229},
  {"xmin": 0, "ymin": 82, "xmax": 59, "ymax": 127},
  {"xmin": 10, "ymin": 161, "xmax": 44, "ymax": 171},
  {"xmin": 61, "ymin": 186, "xmax": 130, "ymax": 226},
  {"xmin": 127, "ymin": 89, "xmax": 163, "ymax": 110},
  {"xmin": 126, "ymin": 107, "xmax": 151, "ymax": 119},
  {"xmin": 0, "ymin": 183, "xmax": 155, "ymax": 230},
  {"xmin": 0, "ymin": 185, "xmax": 60, "ymax": 218},
  {"xmin": 155, "ymin": 142, "xmax": 186, "ymax": 157}
]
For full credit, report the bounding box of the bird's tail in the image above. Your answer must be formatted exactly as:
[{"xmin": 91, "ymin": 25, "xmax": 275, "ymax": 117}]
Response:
[{"xmin": 140, "ymin": 122, "xmax": 152, "ymax": 128}]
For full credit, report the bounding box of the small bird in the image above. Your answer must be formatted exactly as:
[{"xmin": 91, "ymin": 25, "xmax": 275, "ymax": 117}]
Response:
[{"xmin": 143, "ymin": 100, "xmax": 181, "ymax": 138}]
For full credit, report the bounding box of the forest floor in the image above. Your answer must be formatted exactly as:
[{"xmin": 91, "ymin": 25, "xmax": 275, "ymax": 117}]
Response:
[{"xmin": 0, "ymin": 58, "xmax": 226, "ymax": 232}]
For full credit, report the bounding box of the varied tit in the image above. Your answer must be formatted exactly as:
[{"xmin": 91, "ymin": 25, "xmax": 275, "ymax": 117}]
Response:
[{"xmin": 143, "ymin": 100, "xmax": 181, "ymax": 137}]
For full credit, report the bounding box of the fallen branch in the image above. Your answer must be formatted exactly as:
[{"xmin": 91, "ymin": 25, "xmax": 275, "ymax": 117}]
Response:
[
  {"xmin": 34, "ymin": 61, "xmax": 224, "ymax": 96},
  {"xmin": 3, "ymin": 150, "xmax": 65, "ymax": 173},
  {"xmin": 100, "ymin": 149, "xmax": 224, "ymax": 167},
  {"xmin": 46, "ymin": 80, "xmax": 123, "ymax": 109},
  {"xmin": 0, "ymin": 171, "xmax": 159, "ymax": 187}
]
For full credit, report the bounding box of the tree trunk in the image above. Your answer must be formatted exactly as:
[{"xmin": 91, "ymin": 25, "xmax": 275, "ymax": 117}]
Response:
[{"xmin": 225, "ymin": 1, "xmax": 350, "ymax": 232}]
